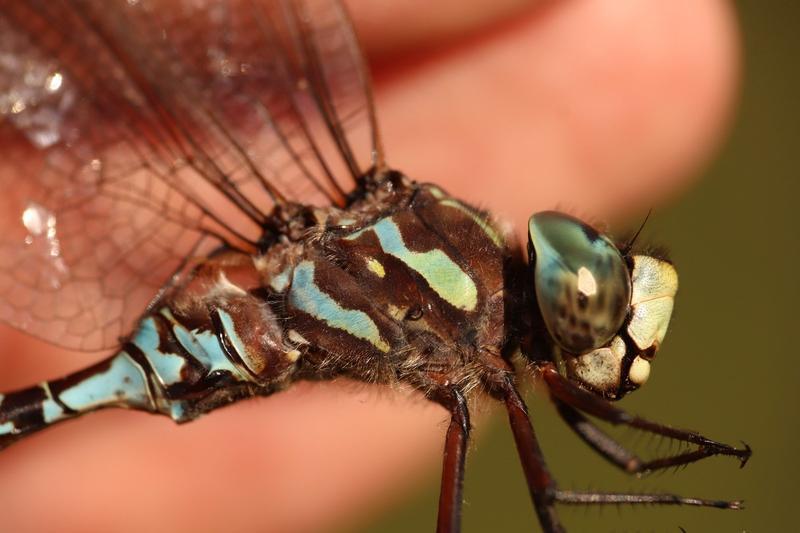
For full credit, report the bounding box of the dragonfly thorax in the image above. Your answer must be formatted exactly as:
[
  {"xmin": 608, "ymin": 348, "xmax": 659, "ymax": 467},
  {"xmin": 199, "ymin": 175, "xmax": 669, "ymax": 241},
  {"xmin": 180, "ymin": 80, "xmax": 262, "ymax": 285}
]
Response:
[{"xmin": 249, "ymin": 182, "xmax": 515, "ymax": 392}]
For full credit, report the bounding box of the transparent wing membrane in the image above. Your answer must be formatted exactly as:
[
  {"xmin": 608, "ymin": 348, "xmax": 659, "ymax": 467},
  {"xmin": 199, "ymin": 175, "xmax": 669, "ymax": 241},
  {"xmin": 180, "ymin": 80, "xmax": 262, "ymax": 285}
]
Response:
[{"xmin": 0, "ymin": 0, "xmax": 381, "ymax": 351}]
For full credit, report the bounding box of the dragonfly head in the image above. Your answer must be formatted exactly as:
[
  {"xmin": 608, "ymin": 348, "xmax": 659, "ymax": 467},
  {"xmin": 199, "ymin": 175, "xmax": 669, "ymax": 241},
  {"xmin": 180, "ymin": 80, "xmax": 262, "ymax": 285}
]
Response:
[{"xmin": 527, "ymin": 212, "xmax": 678, "ymax": 400}]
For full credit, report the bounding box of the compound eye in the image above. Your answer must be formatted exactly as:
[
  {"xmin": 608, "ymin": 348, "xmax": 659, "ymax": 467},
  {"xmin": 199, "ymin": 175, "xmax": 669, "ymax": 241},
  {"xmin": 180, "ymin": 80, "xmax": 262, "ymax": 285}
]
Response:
[{"xmin": 529, "ymin": 212, "xmax": 631, "ymax": 353}]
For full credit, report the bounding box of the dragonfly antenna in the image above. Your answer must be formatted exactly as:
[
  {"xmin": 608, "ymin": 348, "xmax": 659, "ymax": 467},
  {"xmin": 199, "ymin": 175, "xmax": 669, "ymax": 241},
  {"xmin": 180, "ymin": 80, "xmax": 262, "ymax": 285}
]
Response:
[{"xmin": 622, "ymin": 208, "xmax": 653, "ymax": 255}]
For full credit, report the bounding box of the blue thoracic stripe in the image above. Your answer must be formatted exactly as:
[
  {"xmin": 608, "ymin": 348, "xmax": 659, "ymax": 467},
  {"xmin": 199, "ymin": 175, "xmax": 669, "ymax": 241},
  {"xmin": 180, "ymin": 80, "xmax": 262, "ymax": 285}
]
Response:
[
  {"xmin": 349, "ymin": 217, "xmax": 478, "ymax": 311},
  {"xmin": 288, "ymin": 261, "xmax": 390, "ymax": 353}
]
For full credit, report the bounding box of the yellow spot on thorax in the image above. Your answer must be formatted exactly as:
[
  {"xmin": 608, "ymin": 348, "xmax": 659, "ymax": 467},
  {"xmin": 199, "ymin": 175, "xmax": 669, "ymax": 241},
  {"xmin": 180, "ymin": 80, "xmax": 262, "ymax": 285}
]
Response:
[{"xmin": 366, "ymin": 257, "xmax": 386, "ymax": 278}]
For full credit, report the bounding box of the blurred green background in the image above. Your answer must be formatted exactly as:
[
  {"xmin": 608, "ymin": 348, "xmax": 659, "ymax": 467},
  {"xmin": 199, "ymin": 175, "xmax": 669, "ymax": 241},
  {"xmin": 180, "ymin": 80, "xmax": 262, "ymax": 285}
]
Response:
[{"xmin": 357, "ymin": 2, "xmax": 798, "ymax": 532}]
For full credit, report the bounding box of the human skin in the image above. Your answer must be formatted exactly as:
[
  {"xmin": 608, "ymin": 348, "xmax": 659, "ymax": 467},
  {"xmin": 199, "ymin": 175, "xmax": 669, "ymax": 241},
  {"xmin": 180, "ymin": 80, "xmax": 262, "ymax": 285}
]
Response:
[{"xmin": 0, "ymin": 0, "xmax": 738, "ymax": 531}]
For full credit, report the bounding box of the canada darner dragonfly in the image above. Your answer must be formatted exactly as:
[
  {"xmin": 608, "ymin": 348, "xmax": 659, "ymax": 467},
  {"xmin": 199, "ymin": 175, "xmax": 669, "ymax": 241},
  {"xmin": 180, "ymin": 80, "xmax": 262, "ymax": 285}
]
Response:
[{"xmin": 0, "ymin": 1, "xmax": 750, "ymax": 531}]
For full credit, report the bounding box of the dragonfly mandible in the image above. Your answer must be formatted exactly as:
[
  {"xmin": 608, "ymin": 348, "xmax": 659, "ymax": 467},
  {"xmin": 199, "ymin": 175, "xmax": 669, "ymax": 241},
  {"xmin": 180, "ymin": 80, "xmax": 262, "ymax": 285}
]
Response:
[{"xmin": 0, "ymin": 1, "xmax": 750, "ymax": 531}]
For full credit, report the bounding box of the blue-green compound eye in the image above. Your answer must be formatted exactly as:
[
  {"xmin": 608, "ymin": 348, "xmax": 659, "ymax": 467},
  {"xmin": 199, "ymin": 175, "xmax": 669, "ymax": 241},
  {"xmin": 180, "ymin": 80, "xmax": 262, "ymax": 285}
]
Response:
[{"xmin": 529, "ymin": 212, "xmax": 632, "ymax": 353}]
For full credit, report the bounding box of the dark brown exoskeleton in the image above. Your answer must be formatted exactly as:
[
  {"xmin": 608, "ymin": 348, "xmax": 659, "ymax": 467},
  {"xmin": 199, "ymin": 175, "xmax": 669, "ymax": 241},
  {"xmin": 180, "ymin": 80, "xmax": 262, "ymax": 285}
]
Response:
[{"xmin": 0, "ymin": 1, "xmax": 750, "ymax": 531}]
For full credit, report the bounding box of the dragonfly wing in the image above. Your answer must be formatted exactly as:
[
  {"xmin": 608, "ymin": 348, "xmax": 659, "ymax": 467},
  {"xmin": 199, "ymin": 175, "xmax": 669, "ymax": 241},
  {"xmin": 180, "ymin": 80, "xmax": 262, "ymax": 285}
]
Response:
[{"xmin": 0, "ymin": 0, "xmax": 381, "ymax": 351}]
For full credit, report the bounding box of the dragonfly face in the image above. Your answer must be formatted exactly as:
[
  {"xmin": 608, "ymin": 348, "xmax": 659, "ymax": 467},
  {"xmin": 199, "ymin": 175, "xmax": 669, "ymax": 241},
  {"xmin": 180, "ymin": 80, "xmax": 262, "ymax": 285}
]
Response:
[
  {"xmin": 528, "ymin": 211, "xmax": 678, "ymax": 399},
  {"xmin": 0, "ymin": 1, "xmax": 750, "ymax": 532}
]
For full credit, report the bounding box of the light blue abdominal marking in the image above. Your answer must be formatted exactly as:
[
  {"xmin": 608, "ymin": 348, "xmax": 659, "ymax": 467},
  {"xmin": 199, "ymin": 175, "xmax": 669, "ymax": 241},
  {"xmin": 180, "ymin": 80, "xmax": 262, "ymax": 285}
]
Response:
[
  {"xmin": 60, "ymin": 352, "xmax": 151, "ymax": 412},
  {"xmin": 217, "ymin": 309, "xmax": 249, "ymax": 361},
  {"xmin": 41, "ymin": 384, "xmax": 65, "ymax": 424},
  {"xmin": 353, "ymin": 217, "xmax": 478, "ymax": 311},
  {"xmin": 158, "ymin": 308, "xmax": 247, "ymax": 380},
  {"xmin": 42, "ymin": 400, "xmax": 64, "ymax": 424},
  {"xmin": 133, "ymin": 317, "xmax": 186, "ymax": 386},
  {"xmin": 439, "ymin": 199, "xmax": 504, "ymax": 248},
  {"xmin": 289, "ymin": 261, "xmax": 390, "ymax": 353}
]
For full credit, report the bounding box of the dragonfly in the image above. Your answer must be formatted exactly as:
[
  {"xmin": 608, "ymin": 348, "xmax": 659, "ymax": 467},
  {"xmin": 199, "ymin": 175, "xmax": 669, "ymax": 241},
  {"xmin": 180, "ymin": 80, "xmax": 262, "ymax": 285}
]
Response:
[{"xmin": 0, "ymin": 1, "xmax": 751, "ymax": 531}]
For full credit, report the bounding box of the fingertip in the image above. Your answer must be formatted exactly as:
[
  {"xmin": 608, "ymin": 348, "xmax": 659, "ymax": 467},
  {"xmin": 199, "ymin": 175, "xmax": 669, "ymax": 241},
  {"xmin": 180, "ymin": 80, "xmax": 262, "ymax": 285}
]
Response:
[
  {"xmin": 582, "ymin": 0, "xmax": 741, "ymax": 213},
  {"xmin": 375, "ymin": 0, "xmax": 741, "ymax": 226}
]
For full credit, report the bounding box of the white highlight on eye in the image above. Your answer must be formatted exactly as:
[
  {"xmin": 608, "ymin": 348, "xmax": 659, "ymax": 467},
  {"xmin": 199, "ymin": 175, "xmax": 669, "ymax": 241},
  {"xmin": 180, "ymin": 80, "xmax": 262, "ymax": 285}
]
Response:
[{"xmin": 577, "ymin": 266, "xmax": 597, "ymax": 297}]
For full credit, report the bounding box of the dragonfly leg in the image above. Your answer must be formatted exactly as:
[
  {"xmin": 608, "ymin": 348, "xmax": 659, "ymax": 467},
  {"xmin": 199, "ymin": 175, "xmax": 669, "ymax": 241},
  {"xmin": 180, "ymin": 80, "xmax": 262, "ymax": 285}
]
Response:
[
  {"xmin": 555, "ymin": 399, "xmax": 728, "ymax": 474},
  {"xmin": 0, "ymin": 352, "xmax": 156, "ymax": 451},
  {"xmin": 552, "ymin": 489, "xmax": 743, "ymax": 509},
  {"xmin": 499, "ymin": 374, "xmax": 744, "ymax": 533},
  {"xmin": 431, "ymin": 387, "xmax": 471, "ymax": 533},
  {"xmin": 540, "ymin": 363, "xmax": 751, "ymax": 467},
  {"xmin": 500, "ymin": 376, "xmax": 565, "ymax": 533}
]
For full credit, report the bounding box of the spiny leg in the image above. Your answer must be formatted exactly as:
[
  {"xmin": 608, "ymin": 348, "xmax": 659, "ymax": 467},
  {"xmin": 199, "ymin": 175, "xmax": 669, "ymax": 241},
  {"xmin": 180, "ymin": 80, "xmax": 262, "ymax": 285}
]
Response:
[
  {"xmin": 431, "ymin": 387, "xmax": 471, "ymax": 533},
  {"xmin": 499, "ymin": 376, "xmax": 744, "ymax": 533},
  {"xmin": 553, "ymin": 490, "xmax": 743, "ymax": 509},
  {"xmin": 555, "ymin": 399, "xmax": 728, "ymax": 475},
  {"xmin": 540, "ymin": 363, "xmax": 751, "ymax": 467}
]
